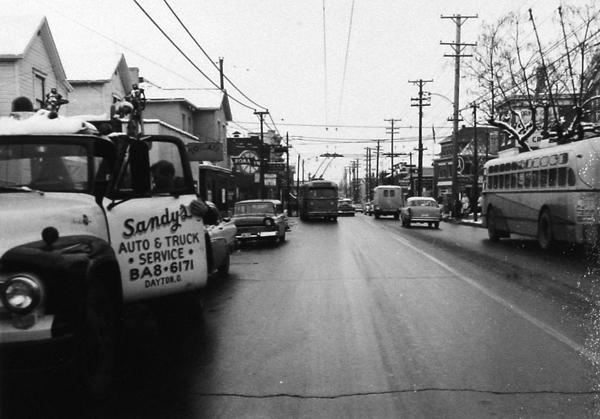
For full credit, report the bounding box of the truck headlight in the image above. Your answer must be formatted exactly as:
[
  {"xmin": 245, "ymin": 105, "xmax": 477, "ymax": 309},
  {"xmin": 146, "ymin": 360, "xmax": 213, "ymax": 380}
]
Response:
[
  {"xmin": 264, "ymin": 218, "xmax": 275, "ymax": 227},
  {"xmin": 2, "ymin": 276, "xmax": 41, "ymax": 314}
]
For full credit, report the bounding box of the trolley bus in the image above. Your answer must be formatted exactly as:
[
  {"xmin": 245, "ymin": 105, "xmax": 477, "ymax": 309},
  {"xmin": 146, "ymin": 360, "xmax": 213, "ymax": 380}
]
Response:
[
  {"xmin": 482, "ymin": 132, "xmax": 600, "ymax": 250},
  {"xmin": 197, "ymin": 163, "xmax": 233, "ymax": 215},
  {"xmin": 298, "ymin": 179, "xmax": 339, "ymax": 221}
]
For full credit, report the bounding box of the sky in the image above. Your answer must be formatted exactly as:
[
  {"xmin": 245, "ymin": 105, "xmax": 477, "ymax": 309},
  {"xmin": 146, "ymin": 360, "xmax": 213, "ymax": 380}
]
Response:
[{"xmin": 4, "ymin": 0, "xmax": 594, "ymax": 183}]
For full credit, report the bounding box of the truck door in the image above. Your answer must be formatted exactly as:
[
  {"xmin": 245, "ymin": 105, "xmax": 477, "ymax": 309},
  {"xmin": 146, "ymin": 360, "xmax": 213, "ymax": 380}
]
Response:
[{"xmin": 104, "ymin": 138, "xmax": 208, "ymax": 303}]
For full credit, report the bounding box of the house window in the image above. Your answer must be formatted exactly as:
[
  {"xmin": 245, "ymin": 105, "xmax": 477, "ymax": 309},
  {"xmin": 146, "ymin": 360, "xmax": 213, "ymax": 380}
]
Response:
[{"xmin": 34, "ymin": 74, "xmax": 46, "ymax": 109}]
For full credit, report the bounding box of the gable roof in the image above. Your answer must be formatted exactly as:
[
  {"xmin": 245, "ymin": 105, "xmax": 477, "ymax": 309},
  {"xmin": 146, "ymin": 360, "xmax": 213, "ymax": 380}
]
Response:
[
  {"xmin": 65, "ymin": 52, "xmax": 133, "ymax": 89},
  {"xmin": 141, "ymin": 83, "xmax": 233, "ymax": 121},
  {"xmin": 0, "ymin": 14, "xmax": 69, "ymax": 86}
]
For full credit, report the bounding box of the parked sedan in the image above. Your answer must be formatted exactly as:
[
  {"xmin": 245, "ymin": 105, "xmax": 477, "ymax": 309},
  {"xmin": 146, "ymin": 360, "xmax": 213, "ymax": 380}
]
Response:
[
  {"xmin": 338, "ymin": 198, "xmax": 355, "ymax": 216},
  {"xmin": 400, "ymin": 197, "xmax": 442, "ymax": 228},
  {"xmin": 232, "ymin": 199, "xmax": 287, "ymax": 244},
  {"xmin": 206, "ymin": 202, "xmax": 237, "ymax": 275}
]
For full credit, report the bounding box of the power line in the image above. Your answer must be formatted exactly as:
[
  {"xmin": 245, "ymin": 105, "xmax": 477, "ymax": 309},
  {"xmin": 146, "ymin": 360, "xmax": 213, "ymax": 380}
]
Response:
[
  {"xmin": 161, "ymin": 0, "xmax": 268, "ymax": 112},
  {"xmin": 131, "ymin": 0, "xmax": 262, "ymax": 113}
]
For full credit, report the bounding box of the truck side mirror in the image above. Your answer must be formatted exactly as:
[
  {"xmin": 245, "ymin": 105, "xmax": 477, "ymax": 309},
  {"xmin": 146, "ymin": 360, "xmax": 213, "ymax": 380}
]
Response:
[{"xmin": 129, "ymin": 141, "xmax": 151, "ymax": 195}]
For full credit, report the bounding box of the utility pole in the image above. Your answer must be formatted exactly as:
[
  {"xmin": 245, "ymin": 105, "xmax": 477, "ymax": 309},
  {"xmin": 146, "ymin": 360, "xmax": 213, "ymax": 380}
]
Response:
[
  {"xmin": 254, "ymin": 110, "xmax": 269, "ymax": 199},
  {"xmin": 409, "ymin": 79, "xmax": 432, "ymax": 196},
  {"xmin": 365, "ymin": 147, "xmax": 371, "ymax": 201},
  {"xmin": 296, "ymin": 154, "xmax": 300, "ymax": 215},
  {"xmin": 384, "ymin": 119, "xmax": 401, "ymax": 185},
  {"xmin": 373, "ymin": 139, "xmax": 382, "ymax": 187},
  {"xmin": 218, "ymin": 57, "xmax": 224, "ymax": 90},
  {"xmin": 471, "ymin": 103, "xmax": 479, "ymax": 222},
  {"xmin": 441, "ymin": 14, "xmax": 477, "ymax": 218},
  {"xmin": 286, "ymin": 133, "xmax": 292, "ymax": 216}
]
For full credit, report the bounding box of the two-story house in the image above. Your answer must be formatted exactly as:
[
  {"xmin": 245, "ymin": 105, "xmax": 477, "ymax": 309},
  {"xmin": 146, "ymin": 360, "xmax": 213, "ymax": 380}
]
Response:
[{"xmin": 0, "ymin": 14, "xmax": 71, "ymax": 116}]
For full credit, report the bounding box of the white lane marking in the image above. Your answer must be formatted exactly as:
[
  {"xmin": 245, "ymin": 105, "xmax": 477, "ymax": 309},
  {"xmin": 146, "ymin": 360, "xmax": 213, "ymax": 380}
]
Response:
[{"xmin": 391, "ymin": 233, "xmax": 600, "ymax": 364}]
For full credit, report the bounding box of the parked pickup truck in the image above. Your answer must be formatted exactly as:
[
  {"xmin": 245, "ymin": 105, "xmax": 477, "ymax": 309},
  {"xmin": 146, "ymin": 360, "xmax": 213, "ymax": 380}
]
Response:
[{"xmin": 0, "ymin": 108, "xmax": 211, "ymax": 400}]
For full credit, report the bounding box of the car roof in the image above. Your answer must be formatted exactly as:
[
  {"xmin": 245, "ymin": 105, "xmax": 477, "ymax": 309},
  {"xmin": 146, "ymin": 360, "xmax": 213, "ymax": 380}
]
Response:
[
  {"xmin": 407, "ymin": 197, "xmax": 436, "ymax": 201},
  {"xmin": 235, "ymin": 199, "xmax": 280, "ymax": 204}
]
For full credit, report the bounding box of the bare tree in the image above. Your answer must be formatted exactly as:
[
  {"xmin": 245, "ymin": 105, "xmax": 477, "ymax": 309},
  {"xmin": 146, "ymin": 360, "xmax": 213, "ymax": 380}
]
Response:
[{"xmin": 466, "ymin": 1, "xmax": 600, "ymax": 150}]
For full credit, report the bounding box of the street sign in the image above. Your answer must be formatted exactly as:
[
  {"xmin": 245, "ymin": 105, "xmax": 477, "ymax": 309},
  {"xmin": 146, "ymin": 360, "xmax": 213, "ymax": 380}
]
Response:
[{"xmin": 267, "ymin": 162, "xmax": 286, "ymax": 172}]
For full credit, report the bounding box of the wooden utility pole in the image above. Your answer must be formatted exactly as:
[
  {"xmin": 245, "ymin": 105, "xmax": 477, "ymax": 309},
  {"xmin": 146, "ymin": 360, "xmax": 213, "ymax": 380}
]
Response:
[
  {"xmin": 441, "ymin": 14, "xmax": 477, "ymax": 217},
  {"xmin": 472, "ymin": 103, "xmax": 479, "ymax": 222},
  {"xmin": 384, "ymin": 119, "xmax": 401, "ymax": 185},
  {"xmin": 254, "ymin": 110, "xmax": 269, "ymax": 198},
  {"xmin": 373, "ymin": 140, "xmax": 382, "ymax": 186},
  {"xmin": 409, "ymin": 79, "xmax": 432, "ymax": 196}
]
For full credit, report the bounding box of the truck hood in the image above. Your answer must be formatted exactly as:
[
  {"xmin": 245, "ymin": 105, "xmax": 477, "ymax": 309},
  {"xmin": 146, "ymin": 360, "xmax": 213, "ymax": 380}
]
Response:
[{"xmin": 0, "ymin": 193, "xmax": 107, "ymax": 257}]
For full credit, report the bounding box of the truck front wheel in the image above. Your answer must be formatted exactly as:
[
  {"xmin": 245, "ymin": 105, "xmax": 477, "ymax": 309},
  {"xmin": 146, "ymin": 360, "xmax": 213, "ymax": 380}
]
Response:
[{"xmin": 72, "ymin": 281, "xmax": 116, "ymax": 402}]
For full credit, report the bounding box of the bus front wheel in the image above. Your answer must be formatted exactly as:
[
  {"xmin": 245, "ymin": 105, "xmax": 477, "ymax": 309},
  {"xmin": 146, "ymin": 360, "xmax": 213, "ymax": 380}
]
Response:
[{"xmin": 538, "ymin": 210, "xmax": 555, "ymax": 251}]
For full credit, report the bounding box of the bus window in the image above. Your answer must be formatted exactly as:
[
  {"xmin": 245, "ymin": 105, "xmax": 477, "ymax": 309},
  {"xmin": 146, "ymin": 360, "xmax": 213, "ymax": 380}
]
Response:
[
  {"xmin": 499, "ymin": 174, "xmax": 504, "ymax": 189},
  {"xmin": 541, "ymin": 156, "xmax": 549, "ymax": 167},
  {"xmin": 384, "ymin": 190, "xmax": 389, "ymax": 197},
  {"xmin": 524, "ymin": 171, "xmax": 532, "ymax": 187},
  {"xmin": 533, "ymin": 158, "xmax": 540, "ymax": 168},
  {"xmin": 540, "ymin": 169, "xmax": 548, "ymax": 187},
  {"xmin": 558, "ymin": 167, "xmax": 567, "ymax": 187},
  {"xmin": 559, "ymin": 153, "xmax": 568, "ymax": 164},
  {"xmin": 549, "ymin": 155, "xmax": 558, "ymax": 165},
  {"xmin": 548, "ymin": 168, "xmax": 558, "ymax": 187},
  {"xmin": 531, "ymin": 170, "xmax": 539, "ymax": 187},
  {"xmin": 510, "ymin": 173, "xmax": 516, "ymax": 189},
  {"xmin": 518, "ymin": 172, "xmax": 524, "ymax": 188},
  {"xmin": 568, "ymin": 168, "xmax": 576, "ymax": 186}
]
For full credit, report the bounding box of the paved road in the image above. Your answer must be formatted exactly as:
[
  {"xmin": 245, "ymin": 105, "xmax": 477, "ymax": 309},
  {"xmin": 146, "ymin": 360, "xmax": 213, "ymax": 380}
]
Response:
[{"xmin": 4, "ymin": 215, "xmax": 600, "ymax": 418}]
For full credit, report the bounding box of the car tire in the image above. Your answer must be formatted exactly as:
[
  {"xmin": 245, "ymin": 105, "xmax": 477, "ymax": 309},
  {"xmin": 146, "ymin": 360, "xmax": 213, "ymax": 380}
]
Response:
[{"xmin": 72, "ymin": 281, "xmax": 116, "ymax": 403}]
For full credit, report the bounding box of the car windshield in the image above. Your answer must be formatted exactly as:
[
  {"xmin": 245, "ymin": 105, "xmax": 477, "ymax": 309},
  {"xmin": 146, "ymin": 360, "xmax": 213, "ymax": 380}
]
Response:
[
  {"xmin": 409, "ymin": 199, "xmax": 438, "ymax": 207},
  {"xmin": 235, "ymin": 203, "xmax": 275, "ymax": 215},
  {"xmin": 0, "ymin": 141, "xmax": 90, "ymax": 192}
]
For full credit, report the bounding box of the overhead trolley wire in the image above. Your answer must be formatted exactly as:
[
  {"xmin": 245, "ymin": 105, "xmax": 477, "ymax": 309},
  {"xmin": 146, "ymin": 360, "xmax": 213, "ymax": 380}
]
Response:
[{"xmin": 337, "ymin": 0, "xmax": 356, "ymax": 124}]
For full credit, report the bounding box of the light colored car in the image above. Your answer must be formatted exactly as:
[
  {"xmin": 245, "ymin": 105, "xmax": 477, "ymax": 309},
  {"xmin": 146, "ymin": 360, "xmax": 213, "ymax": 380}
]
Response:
[
  {"xmin": 353, "ymin": 202, "xmax": 364, "ymax": 213},
  {"xmin": 338, "ymin": 198, "xmax": 355, "ymax": 216},
  {"xmin": 232, "ymin": 199, "xmax": 287, "ymax": 244},
  {"xmin": 206, "ymin": 202, "xmax": 237, "ymax": 275},
  {"xmin": 401, "ymin": 197, "xmax": 443, "ymax": 228}
]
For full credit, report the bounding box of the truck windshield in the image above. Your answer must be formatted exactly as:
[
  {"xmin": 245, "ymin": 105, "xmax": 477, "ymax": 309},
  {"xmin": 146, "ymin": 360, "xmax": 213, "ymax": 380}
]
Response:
[{"xmin": 0, "ymin": 142, "xmax": 89, "ymax": 192}]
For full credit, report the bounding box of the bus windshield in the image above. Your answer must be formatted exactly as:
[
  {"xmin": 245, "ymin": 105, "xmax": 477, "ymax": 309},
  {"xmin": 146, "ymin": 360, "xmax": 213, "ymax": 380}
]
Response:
[{"xmin": 308, "ymin": 188, "xmax": 337, "ymax": 198}]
